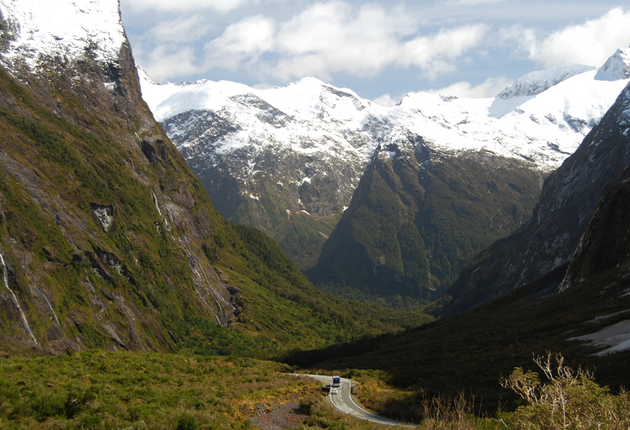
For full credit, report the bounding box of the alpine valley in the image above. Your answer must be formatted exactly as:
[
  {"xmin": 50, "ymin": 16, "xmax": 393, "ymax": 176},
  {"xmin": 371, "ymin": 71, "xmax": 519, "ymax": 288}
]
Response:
[
  {"xmin": 2, "ymin": 0, "xmax": 630, "ymax": 428},
  {"xmin": 288, "ymin": 75, "xmax": 630, "ymax": 419}
]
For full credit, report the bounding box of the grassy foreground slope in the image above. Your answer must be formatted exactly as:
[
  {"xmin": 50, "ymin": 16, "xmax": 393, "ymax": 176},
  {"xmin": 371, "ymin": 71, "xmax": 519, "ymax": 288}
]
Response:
[{"xmin": 0, "ymin": 350, "xmax": 319, "ymax": 429}]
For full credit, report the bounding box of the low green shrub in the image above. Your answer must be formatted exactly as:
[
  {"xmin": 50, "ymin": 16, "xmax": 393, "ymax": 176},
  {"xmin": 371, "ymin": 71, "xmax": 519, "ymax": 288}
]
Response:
[{"xmin": 500, "ymin": 353, "xmax": 630, "ymax": 429}]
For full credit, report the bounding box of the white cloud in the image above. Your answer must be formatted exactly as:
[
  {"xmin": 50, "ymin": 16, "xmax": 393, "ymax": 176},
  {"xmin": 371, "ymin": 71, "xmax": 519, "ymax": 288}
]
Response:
[
  {"xmin": 443, "ymin": 0, "xmax": 506, "ymax": 5},
  {"xmin": 428, "ymin": 76, "xmax": 513, "ymax": 98},
  {"xmin": 123, "ymin": 0, "xmax": 247, "ymax": 13},
  {"xmin": 514, "ymin": 7, "xmax": 630, "ymax": 68},
  {"xmin": 202, "ymin": 1, "xmax": 487, "ymax": 82},
  {"xmin": 147, "ymin": 16, "xmax": 213, "ymax": 44},
  {"xmin": 271, "ymin": 2, "xmax": 413, "ymax": 79},
  {"xmin": 372, "ymin": 93, "xmax": 401, "ymax": 107},
  {"xmin": 205, "ymin": 15, "xmax": 276, "ymax": 70},
  {"xmin": 400, "ymin": 25, "xmax": 487, "ymax": 80},
  {"xmin": 142, "ymin": 45, "xmax": 200, "ymax": 81}
]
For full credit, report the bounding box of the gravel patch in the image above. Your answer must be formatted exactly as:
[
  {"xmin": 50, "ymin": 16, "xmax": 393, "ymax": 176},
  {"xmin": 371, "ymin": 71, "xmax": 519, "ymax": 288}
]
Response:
[{"xmin": 249, "ymin": 401, "xmax": 309, "ymax": 430}]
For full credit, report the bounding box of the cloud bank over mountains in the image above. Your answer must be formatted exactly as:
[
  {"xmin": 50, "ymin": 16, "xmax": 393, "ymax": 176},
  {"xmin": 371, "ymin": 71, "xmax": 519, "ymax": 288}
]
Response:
[
  {"xmin": 507, "ymin": 7, "xmax": 630, "ymax": 68},
  {"xmin": 121, "ymin": 1, "xmax": 630, "ymax": 101},
  {"xmin": 204, "ymin": 3, "xmax": 488, "ymax": 82}
]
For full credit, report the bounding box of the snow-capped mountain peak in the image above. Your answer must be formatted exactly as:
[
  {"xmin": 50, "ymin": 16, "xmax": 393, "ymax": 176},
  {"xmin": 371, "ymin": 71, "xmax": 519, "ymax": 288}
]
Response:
[
  {"xmin": 497, "ymin": 63, "xmax": 595, "ymax": 100},
  {"xmin": 595, "ymin": 46, "xmax": 630, "ymax": 81},
  {"xmin": 140, "ymin": 73, "xmax": 372, "ymax": 125},
  {"xmin": 0, "ymin": 0, "xmax": 126, "ymax": 71}
]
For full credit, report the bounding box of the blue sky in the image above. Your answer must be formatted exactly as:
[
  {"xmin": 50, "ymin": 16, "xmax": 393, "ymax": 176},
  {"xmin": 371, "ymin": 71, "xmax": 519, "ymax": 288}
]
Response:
[{"xmin": 119, "ymin": 0, "xmax": 630, "ymax": 104}]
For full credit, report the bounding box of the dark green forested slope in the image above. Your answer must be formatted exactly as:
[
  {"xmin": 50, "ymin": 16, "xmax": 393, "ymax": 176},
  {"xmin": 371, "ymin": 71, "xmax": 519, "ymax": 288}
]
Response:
[
  {"xmin": 308, "ymin": 142, "xmax": 542, "ymax": 309},
  {"xmin": 228, "ymin": 173, "xmax": 341, "ymax": 271}
]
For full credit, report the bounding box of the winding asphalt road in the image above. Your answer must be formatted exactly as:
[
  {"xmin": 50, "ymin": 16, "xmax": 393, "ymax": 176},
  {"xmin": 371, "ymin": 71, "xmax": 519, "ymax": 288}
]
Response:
[{"xmin": 297, "ymin": 374, "xmax": 412, "ymax": 427}]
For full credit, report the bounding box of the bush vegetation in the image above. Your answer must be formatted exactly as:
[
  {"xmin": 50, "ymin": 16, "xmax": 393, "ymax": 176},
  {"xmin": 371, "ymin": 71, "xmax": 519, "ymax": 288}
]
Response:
[
  {"xmin": 2, "ymin": 350, "xmax": 629, "ymax": 429},
  {"xmin": 0, "ymin": 350, "xmax": 318, "ymax": 429},
  {"xmin": 499, "ymin": 353, "xmax": 630, "ymax": 429},
  {"xmin": 298, "ymin": 353, "xmax": 630, "ymax": 429}
]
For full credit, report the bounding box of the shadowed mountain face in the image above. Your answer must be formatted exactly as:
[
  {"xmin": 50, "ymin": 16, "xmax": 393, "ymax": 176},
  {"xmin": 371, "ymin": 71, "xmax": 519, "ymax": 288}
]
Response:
[
  {"xmin": 307, "ymin": 134, "xmax": 543, "ymax": 308},
  {"xmin": 558, "ymin": 169, "xmax": 630, "ymax": 296},
  {"xmin": 444, "ymin": 81, "xmax": 630, "ymax": 315}
]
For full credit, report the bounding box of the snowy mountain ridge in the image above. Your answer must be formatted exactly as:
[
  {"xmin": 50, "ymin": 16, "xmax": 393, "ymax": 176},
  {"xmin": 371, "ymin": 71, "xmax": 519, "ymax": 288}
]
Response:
[
  {"xmin": 138, "ymin": 51, "xmax": 630, "ymax": 269},
  {"xmin": 141, "ymin": 52, "xmax": 630, "ymax": 176}
]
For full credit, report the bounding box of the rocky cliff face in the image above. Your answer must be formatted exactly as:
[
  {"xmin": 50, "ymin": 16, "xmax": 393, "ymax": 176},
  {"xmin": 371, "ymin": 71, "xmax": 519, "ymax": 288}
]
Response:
[
  {"xmin": 445, "ymin": 81, "xmax": 630, "ymax": 314},
  {"xmin": 0, "ymin": 0, "xmax": 244, "ymax": 354},
  {"xmin": 558, "ymin": 168, "xmax": 630, "ymax": 294}
]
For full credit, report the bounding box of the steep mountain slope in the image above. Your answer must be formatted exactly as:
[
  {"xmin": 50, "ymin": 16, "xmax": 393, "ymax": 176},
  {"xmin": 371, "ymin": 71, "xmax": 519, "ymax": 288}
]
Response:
[
  {"xmin": 445, "ymin": 78, "xmax": 630, "ymax": 314},
  {"xmin": 140, "ymin": 62, "xmax": 629, "ymax": 270},
  {"xmin": 0, "ymin": 0, "xmax": 428, "ymax": 356},
  {"xmin": 558, "ymin": 169, "xmax": 630, "ymax": 297}
]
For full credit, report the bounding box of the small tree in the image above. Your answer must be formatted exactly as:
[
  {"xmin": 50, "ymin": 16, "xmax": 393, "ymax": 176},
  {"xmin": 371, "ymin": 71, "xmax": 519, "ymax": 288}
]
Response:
[{"xmin": 500, "ymin": 352, "xmax": 630, "ymax": 429}]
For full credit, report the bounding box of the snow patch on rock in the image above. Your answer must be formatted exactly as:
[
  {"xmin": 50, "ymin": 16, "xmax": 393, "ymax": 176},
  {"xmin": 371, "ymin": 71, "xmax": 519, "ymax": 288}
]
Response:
[
  {"xmin": 0, "ymin": 0, "xmax": 126, "ymax": 71},
  {"xmin": 568, "ymin": 319, "xmax": 630, "ymax": 356}
]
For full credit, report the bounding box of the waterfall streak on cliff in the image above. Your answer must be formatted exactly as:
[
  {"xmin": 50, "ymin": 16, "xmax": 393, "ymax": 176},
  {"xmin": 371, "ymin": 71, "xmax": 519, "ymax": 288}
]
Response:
[
  {"xmin": 0, "ymin": 253, "xmax": 39, "ymax": 345},
  {"xmin": 33, "ymin": 285, "xmax": 60, "ymax": 327}
]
